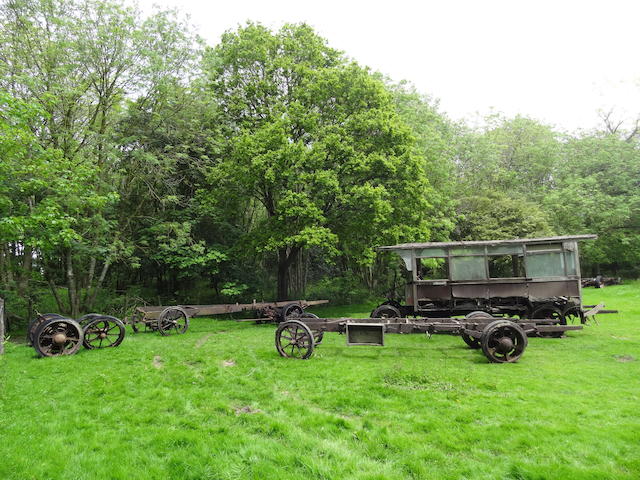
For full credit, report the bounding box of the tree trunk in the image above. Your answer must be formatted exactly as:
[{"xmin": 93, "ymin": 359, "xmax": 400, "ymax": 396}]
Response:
[
  {"xmin": 0, "ymin": 297, "xmax": 5, "ymax": 355},
  {"xmin": 276, "ymin": 247, "xmax": 300, "ymax": 301},
  {"xmin": 66, "ymin": 251, "xmax": 79, "ymax": 318}
]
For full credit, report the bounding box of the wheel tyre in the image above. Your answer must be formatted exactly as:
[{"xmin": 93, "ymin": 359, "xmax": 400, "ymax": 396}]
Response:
[
  {"xmin": 371, "ymin": 304, "xmax": 402, "ymax": 319},
  {"xmin": 157, "ymin": 307, "xmax": 189, "ymax": 336},
  {"xmin": 83, "ymin": 315, "xmax": 126, "ymax": 349},
  {"xmin": 275, "ymin": 320, "xmax": 315, "ymax": 359},
  {"xmin": 480, "ymin": 320, "xmax": 527, "ymax": 363},
  {"xmin": 531, "ymin": 305, "xmax": 565, "ymax": 338},
  {"xmin": 33, "ymin": 318, "xmax": 84, "ymax": 357}
]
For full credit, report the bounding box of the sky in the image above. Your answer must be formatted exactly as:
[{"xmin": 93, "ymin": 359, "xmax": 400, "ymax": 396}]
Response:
[{"xmin": 139, "ymin": 0, "xmax": 640, "ymax": 133}]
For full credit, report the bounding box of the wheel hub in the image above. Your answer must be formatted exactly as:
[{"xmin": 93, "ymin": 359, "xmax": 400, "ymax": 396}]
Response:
[
  {"xmin": 52, "ymin": 332, "xmax": 67, "ymax": 345},
  {"xmin": 496, "ymin": 336, "xmax": 514, "ymax": 353},
  {"xmin": 99, "ymin": 332, "xmax": 107, "ymax": 339}
]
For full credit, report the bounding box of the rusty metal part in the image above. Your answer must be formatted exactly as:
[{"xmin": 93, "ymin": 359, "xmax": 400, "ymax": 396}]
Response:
[
  {"xmin": 480, "ymin": 320, "xmax": 528, "ymax": 363},
  {"xmin": 27, "ymin": 313, "xmax": 63, "ymax": 346},
  {"xmin": 135, "ymin": 299, "xmax": 328, "ymax": 321},
  {"xmin": 275, "ymin": 315, "xmax": 582, "ymax": 363},
  {"xmin": 83, "ymin": 315, "xmax": 126, "ymax": 349},
  {"xmin": 279, "ymin": 302, "xmax": 304, "ymax": 321},
  {"xmin": 78, "ymin": 313, "xmax": 103, "ymax": 328},
  {"xmin": 275, "ymin": 320, "xmax": 315, "ymax": 359},
  {"xmin": 157, "ymin": 307, "xmax": 189, "ymax": 336},
  {"xmin": 531, "ymin": 304, "xmax": 565, "ymax": 337},
  {"xmin": 371, "ymin": 304, "xmax": 402, "ymax": 319},
  {"xmin": 33, "ymin": 318, "xmax": 83, "ymax": 357},
  {"xmin": 461, "ymin": 311, "xmax": 493, "ymax": 349}
]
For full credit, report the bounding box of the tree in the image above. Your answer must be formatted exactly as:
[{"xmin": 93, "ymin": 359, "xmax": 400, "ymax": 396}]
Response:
[
  {"xmin": 545, "ymin": 134, "xmax": 640, "ymax": 275},
  {"xmin": 0, "ymin": 0, "xmax": 198, "ymax": 316},
  {"xmin": 203, "ymin": 23, "xmax": 432, "ymax": 299}
]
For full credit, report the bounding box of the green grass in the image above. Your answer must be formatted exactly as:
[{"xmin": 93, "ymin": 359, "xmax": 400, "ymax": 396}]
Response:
[{"xmin": 1, "ymin": 283, "xmax": 639, "ymax": 479}]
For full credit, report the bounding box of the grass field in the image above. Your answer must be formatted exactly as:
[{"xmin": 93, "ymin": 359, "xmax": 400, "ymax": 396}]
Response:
[{"xmin": 1, "ymin": 283, "xmax": 639, "ymax": 479}]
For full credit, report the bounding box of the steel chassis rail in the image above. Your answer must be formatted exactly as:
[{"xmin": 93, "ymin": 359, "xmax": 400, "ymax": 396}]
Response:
[{"xmin": 275, "ymin": 316, "xmax": 583, "ymax": 363}]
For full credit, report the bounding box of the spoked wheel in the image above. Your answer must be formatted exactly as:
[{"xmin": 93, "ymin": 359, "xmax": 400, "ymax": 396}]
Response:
[
  {"xmin": 371, "ymin": 304, "xmax": 401, "ymax": 318},
  {"xmin": 275, "ymin": 320, "xmax": 315, "ymax": 359},
  {"xmin": 33, "ymin": 318, "xmax": 84, "ymax": 357},
  {"xmin": 531, "ymin": 305, "xmax": 566, "ymax": 338},
  {"xmin": 563, "ymin": 305, "xmax": 583, "ymax": 324},
  {"xmin": 481, "ymin": 320, "xmax": 527, "ymax": 363},
  {"xmin": 28, "ymin": 313, "xmax": 63, "ymax": 346},
  {"xmin": 157, "ymin": 307, "xmax": 189, "ymax": 336},
  {"xmin": 279, "ymin": 303, "xmax": 304, "ymax": 322},
  {"xmin": 462, "ymin": 311, "xmax": 493, "ymax": 349},
  {"xmin": 83, "ymin": 315, "xmax": 126, "ymax": 349}
]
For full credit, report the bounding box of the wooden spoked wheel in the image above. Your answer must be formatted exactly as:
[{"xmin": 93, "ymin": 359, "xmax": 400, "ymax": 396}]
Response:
[
  {"xmin": 33, "ymin": 318, "xmax": 84, "ymax": 357},
  {"xmin": 157, "ymin": 307, "xmax": 189, "ymax": 336},
  {"xmin": 83, "ymin": 315, "xmax": 126, "ymax": 349},
  {"xmin": 275, "ymin": 320, "xmax": 315, "ymax": 359},
  {"xmin": 480, "ymin": 320, "xmax": 527, "ymax": 363},
  {"xmin": 461, "ymin": 311, "xmax": 493, "ymax": 349}
]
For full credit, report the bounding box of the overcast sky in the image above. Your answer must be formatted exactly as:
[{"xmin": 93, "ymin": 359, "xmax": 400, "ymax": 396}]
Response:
[{"xmin": 140, "ymin": 0, "xmax": 640, "ymax": 132}]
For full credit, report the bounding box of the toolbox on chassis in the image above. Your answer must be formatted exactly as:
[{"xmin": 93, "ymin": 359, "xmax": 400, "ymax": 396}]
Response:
[{"xmin": 372, "ymin": 235, "xmax": 597, "ymax": 324}]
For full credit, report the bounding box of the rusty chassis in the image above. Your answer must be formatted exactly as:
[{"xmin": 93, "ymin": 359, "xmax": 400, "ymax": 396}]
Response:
[{"xmin": 275, "ymin": 313, "xmax": 584, "ymax": 363}]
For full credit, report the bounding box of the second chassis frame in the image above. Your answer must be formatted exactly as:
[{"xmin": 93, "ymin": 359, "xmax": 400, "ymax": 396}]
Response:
[{"xmin": 275, "ymin": 314, "xmax": 584, "ymax": 363}]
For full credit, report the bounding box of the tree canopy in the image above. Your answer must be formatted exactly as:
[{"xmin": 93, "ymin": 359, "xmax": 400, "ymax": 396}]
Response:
[{"xmin": 0, "ymin": 0, "xmax": 638, "ymax": 323}]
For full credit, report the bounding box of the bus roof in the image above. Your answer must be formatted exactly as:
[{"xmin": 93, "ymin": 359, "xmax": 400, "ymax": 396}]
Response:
[{"xmin": 378, "ymin": 235, "xmax": 597, "ymax": 251}]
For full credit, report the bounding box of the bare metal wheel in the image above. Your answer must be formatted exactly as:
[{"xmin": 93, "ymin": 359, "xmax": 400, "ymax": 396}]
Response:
[
  {"xmin": 157, "ymin": 307, "xmax": 189, "ymax": 336},
  {"xmin": 531, "ymin": 305, "xmax": 566, "ymax": 338},
  {"xmin": 28, "ymin": 313, "xmax": 63, "ymax": 346},
  {"xmin": 275, "ymin": 320, "xmax": 315, "ymax": 359},
  {"xmin": 83, "ymin": 315, "xmax": 126, "ymax": 349},
  {"xmin": 462, "ymin": 311, "xmax": 493, "ymax": 349},
  {"xmin": 480, "ymin": 320, "xmax": 527, "ymax": 363},
  {"xmin": 279, "ymin": 303, "xmax": 304, "ymax": 322},
  {"xmin": 33, "ymin": 318, "xmax": 84, "ymax": 357},
  {"xmin": 371, "ymin": 304, "xmax": 401, "ymax": 318}
]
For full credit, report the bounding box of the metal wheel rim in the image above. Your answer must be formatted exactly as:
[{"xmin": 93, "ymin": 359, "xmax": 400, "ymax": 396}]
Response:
[
  {"xmin": 83, "ymin": 316, "xmax": 126, "ymax": 349},
  {"xmin": 158, "ymin": 308, "xmax": 189, "ymax": 335},
  {"xmin": 34, "ymin": 318, "xmax": 83, "ymax": 357},
  {"xmin": 482, "ymin": 321, "xmax": 527, "ymax": 363},
  {"xmin": 276, "ymin": 321, "xmax": 314, "ymax": 359}
]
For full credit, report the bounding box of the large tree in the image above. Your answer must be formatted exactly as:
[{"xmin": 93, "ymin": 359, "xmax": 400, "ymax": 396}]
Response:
[{"xmin": 203, "ymin": 23, "xmax": 432, "ymax": 299}]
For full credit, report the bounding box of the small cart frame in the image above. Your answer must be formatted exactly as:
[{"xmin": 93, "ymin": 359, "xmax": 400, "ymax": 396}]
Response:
[{"xmin": 130, "ymin": 299, "xmax": 328, "ymax": 335}]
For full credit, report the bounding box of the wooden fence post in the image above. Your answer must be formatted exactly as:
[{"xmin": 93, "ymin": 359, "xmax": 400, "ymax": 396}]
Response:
[{"xmin": 0, "ymin": 298, "xmax": 5, "ymax": 355}]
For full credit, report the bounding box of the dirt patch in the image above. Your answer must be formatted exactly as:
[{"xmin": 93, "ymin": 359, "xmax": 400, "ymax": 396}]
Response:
[
  {"xmin": 614, "ymin": 354, "xmax": 636, "ymax": 363},
  {"xmin": 234, "ymin": 405, "xmax": 261, "ymax": 415},
  {"xmin": 153, "ymin": 355, "xmax": 164, "ymax": 369},
  {"xmin": 223, "ymin": 359, "xmax": 236, "ymax": 367},
  {"xmin": 195, "ymin": 334, "xmax": 213, "ymax": 348}
]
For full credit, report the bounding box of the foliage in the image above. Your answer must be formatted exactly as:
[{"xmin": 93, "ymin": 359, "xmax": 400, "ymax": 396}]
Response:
[{"xmin": 202, "ymin": 23, "xmax": 433, "ymax": 299}]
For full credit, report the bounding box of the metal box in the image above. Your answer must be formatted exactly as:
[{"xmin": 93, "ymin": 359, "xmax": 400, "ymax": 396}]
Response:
[{"xmin": 346, "ymin": 323, "xmax": 385, "ymax": 346}]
